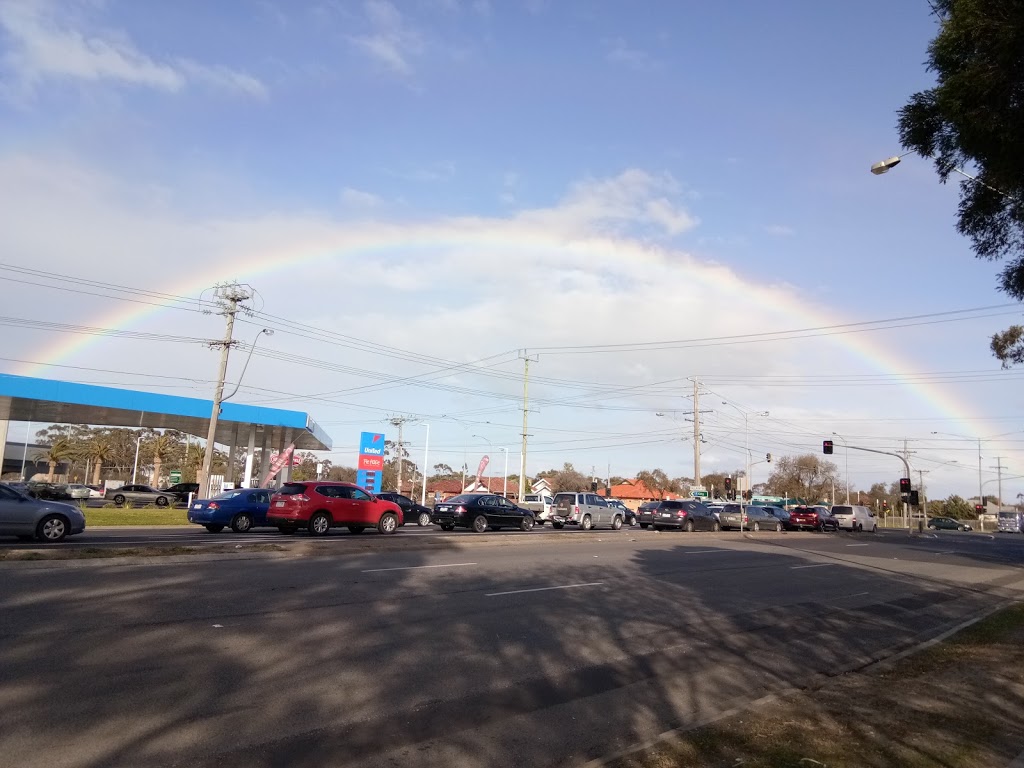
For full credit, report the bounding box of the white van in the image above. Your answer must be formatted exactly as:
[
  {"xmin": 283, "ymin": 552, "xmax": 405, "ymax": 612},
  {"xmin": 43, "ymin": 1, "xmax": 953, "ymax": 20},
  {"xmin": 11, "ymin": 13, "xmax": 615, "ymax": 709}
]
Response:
[{"xmin": 830, "ymin": 504, "xmax": 877, "ymax": 532}]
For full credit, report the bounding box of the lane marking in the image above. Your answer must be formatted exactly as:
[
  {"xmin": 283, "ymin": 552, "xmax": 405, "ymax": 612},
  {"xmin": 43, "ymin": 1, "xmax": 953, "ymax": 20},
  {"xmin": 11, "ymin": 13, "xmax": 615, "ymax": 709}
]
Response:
[
  {"xmin": 835, "ymin": 591, "xmax": 871, "ymax": 599},
  {"xmin": 846, "ymin": 544, "xmax": 870, "ymax": 547},
  {"xmin": 681, "ymin": 550, "xmax": 731, "ymax": 555},
  {"xmin": 486, "ymin": 582, "xmax": 604, "ymax": 597},
  {"xmin": 790, "ymin": 563, "xmax": 833, "ymax": 570},
  {"xmin": 362, "ymin": 562, "xmax": 477, "ymax": 573}
]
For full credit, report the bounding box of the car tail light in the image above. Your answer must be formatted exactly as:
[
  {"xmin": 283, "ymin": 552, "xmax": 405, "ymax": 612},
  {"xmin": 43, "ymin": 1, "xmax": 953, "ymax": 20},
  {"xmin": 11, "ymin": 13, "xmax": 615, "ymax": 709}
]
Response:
[
  {"xmin": 574, "ymin": 505, "xmax": 580, "ymax": 515},
  {"xmin": 208, "ymin": 502, "xmax": 219, "ymax": 510},
  {"xmin": 743, "ymin": 515, "xmax": 749, "ymax": 523},
  {"xmin": 455, "ymin": 506, "xmax": 466, "ymax": 514},
  {"xmin": 677, "ymin": 511, "xmax": 686, "ymax": 517}
]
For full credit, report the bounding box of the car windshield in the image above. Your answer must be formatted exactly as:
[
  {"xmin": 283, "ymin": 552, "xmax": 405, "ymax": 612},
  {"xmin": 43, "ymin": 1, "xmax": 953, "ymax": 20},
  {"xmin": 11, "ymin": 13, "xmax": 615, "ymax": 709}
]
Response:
[
  {"xmin": 832, "ymin": 506, "xmax": 854, "ymax": 515},
  {"xmin": 999, "ymin": 512, "xmax": 1018, "ymax": 519},
  {"xmin": 278, "ymin": 483, "xmax": 309, "ymax": 496},
  {"xmin": 214, "ymin": 491, "xmax": 245, "ymax": 500},
  {"xmin": 445, "ymin": 494, "xmax": 481, "ymax": 504}
]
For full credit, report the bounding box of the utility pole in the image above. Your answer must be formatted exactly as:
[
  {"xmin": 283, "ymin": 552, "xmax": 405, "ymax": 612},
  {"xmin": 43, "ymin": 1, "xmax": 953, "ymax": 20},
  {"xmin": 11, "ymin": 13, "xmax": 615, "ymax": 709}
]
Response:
[
  {"xmin": 199, "ymin": 283, "xmax": 250, "ymax": 499},
  {"xmin": 991, "ymin": 457, "xmax": 1006, "ymax": 512},
  {"xmin": 693, "ymin": 379, "xmax": 701, "ymax": 489},
  {"xmin": 389, "ymin": 416, "xmax": 408, "ymax": 494},
  {"xmin": 518, "ymin": 351, "xmax": 537, "ymax": 502}
]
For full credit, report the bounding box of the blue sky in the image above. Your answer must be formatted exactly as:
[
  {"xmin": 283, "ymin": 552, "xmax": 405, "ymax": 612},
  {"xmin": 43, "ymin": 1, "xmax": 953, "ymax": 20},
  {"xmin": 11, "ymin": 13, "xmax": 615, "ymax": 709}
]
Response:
[{"xmin": 1, "ymin": 0, "xmax": 1022, "ymax": 501}]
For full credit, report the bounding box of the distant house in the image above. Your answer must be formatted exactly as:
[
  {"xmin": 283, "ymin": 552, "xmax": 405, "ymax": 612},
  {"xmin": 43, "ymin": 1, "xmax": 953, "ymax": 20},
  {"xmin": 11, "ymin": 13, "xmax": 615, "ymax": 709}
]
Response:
[
  {"xmin": 426, "ymin": 477, "xmax": 521, "ymax": 501},
  {"xmin": 607, "ymin": 479, "xmax": 683, "ymax": 510},
  {"xmin": 530, "ymin": 477, "xmax": 553, "ymax": 496}
]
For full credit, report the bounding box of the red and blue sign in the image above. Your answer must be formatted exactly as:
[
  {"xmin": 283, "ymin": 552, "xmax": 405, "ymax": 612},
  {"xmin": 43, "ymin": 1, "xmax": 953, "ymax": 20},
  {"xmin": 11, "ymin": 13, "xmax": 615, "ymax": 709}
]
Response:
[{"xmin": 356, "ymin": 431, "xmax": 385, "ymax": 494}]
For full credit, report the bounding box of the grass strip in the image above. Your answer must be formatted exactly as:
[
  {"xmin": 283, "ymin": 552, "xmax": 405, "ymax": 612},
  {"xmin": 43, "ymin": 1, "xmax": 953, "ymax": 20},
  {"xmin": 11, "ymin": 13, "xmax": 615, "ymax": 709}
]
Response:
[
  {"xmin": 607, "ymin": 604, "xmax": 1024, "ymax": 768},
  {"xmin": 84, "ymin": 508, "xmax": 190, "ymax": 526}
]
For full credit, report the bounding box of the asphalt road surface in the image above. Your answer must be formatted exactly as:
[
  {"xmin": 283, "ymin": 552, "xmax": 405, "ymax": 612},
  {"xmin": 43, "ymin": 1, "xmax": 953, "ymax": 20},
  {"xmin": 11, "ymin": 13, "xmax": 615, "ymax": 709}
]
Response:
[{"xmin": 2, "ymin": 528, "xmax": 1023, "ymax": 768}]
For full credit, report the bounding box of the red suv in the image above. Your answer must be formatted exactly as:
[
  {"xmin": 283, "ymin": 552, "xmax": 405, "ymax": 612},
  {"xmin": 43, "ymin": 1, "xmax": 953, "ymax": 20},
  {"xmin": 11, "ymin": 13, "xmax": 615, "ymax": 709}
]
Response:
[{"xmin": 267, "ymin": 482, "xmax": 403, "ymax": 536}]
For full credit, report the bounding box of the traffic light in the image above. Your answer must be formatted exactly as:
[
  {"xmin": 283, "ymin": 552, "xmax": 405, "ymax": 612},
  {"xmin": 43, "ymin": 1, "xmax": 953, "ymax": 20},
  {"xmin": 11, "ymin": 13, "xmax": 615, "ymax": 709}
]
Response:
[
  {"xmin": 766, "ymin": 453, "xmax": 772, "ymax": 462},
  {"xmin": 909, "ymin": 490, "xmax": 920, "ymax": 506},
  {"xmin": 882, "ymin": 500, "xmax": 889, "ymax": 511},
  {"xmin": 975, "ymin": 504, "xmax": 984, "ymax": 513},
  {"xmin": 591, "ymin": 481, "xmax": 598, "ymax": 492},
  {"xmin": 724, "ymin": 476, "xmax": 733, "ymax": 500},
  {"xmin": 899, "ymin": 477, "xmax": 911, "ymax": 494},
  {"xmin": 823, "ymin": 440, "xmax": 833, "ymax": 455}
]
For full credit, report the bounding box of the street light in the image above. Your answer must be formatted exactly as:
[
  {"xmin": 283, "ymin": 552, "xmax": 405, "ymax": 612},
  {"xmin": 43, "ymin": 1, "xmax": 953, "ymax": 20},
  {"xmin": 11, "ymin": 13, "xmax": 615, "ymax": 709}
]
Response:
[
  {"xmin": 832, "ymin": 432, "xmax": 851, "ymax": 504},
  {"xmin": 419, "ymin": 423, "xmax": 430, "ymax": 506},
  {"xmin": 222, "ymin": 328, "xmax": 274, "ymax": 402},
  {"xmin": 721, "ymin": 402, "xmax": 769, "ymax": 505},
  {"xmin": 871, "ymin": 152, "xmax": 1016, "ymax": 199}
]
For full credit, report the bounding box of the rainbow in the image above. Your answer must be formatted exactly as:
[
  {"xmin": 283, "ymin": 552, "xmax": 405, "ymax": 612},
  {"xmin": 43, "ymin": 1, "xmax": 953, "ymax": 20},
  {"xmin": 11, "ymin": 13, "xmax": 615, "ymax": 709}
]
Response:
[{"xmin": 15, "ymin": 219, "xmax": 988, "ymax": 435}]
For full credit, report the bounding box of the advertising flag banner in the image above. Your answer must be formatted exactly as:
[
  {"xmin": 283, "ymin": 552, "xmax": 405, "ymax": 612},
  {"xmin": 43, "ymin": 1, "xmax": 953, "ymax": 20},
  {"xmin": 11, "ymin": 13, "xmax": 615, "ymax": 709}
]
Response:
[
  {"xmin": 476, "ymin": 455, "xmax": 490, "ymax": 485},
  {"xmin": 262, "ymin": 443, "xmax": 295, "ymax": 487}
]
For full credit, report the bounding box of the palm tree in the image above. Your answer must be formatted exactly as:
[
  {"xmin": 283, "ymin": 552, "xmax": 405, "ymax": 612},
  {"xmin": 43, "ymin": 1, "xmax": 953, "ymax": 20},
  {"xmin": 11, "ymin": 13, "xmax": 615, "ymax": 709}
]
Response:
[
  {"xmin": 150, "ymin": 432, "xmax": 175, "ymax": 487},
  {"xmin": 89, "ymin": 439, "xmax": 113, "ymax": 486},
  {"xmin": 37, "ymin": 438, "xmax": 73, "ymax": 482}
]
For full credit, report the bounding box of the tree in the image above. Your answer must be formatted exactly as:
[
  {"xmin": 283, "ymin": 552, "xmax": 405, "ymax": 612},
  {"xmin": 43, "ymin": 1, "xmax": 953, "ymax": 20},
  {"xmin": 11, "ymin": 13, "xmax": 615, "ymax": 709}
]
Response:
[
  {"xmin": 37, "ymin": 438, "xmax": 73, "ymax": 482},
  {"xmin": 328, "ymin": 465, "xmax": 357, "ymax": 483},
  {"xmin": 540, "ymin": 463, "xmax": 591, "ymax": 494},
  {"xmin": 941, "ymin": 494, "xmax": 975, "ymax": 519},
  {"xmin": 148, "ymin": 432, "xmax": 175, "ymax": 486},
  {"xmin": 89, "ymin": 438, "xmax": 112, "ymax": 485},
  {"xmin": 766, "ymin": 455, "xmax": 839, "ymax": 503},
  {"xmin": 636, "ymin": 468, "xmax": 671, "ymax": 499},
  {"xmin": 897, "ymin": 0, "xmax": 1024, "ymax": 365}
]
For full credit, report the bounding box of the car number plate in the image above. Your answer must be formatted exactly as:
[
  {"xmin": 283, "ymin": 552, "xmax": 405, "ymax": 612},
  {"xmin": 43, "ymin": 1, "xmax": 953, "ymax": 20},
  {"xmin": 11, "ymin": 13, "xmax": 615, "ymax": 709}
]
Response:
[
  {"xmin": 193, "ymin": 504, "xmax": 202, "ymax": 510},
  {"xmin": 275, "ymin": 501, "xmax": 285, "ymax": 507},
  {"xmin": 661, "ymin": 512, "xmax": 671, "ymax": 517}
]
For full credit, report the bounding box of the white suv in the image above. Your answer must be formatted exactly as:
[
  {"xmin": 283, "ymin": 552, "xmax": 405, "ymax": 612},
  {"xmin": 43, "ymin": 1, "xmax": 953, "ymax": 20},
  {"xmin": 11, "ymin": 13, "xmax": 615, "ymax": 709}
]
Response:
[{"xmin": 830, "ymin": 504, "xmax": 877, "ymax": 532}]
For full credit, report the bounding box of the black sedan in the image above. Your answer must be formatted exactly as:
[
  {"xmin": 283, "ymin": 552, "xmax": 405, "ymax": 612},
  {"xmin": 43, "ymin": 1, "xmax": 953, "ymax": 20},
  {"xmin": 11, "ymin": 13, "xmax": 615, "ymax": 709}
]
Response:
[
  {"xmin": 927, "ymin": 516, "xmax": 973, "ymax": 531},
  {"xmin": 432, "ymin": 494, "xmax": 535, "ymax": 532},
  {"xmin": 376, "ymin": 492, "xmax": 434, "ymax": 527}
]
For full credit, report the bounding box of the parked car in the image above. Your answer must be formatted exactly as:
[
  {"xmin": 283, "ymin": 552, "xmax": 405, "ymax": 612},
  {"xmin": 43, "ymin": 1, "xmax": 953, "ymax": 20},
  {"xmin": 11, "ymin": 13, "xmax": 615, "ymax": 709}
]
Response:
[
  {"xmin": 267, "ymin": 481, "xmax": 403, "ymax": 535},
  {"xmin": 705, "ymin": 503, "xmax": 724, "ymax": 521},
  {"xmin": 87, "ymin": 485, "xmax": 105, "ymax": 499},
  {"xmin": 26, "ymin": 482, "xmax": 73, "ymax": 501},
  {"xmin": 104, "ymin": 484, "xmax": 175, "ymax": 507},
  {"xmin": 0, "ymin": 482, "xmax": 86, "ymax": 542},
  {"xmin": 758, "ymin": 505, "xmax": 793, "ymax": 530},
  {"xmin": 787, "ymin": 505, "xmax": 839, "ymax": 531},
  {"xmin": 521, "ymin": 493, "xmax": 556, "ymax": 524},
  {"xmin": 432, "ymin": 493, "xmax": 535, "ymax": 532},
  {"xmin": 551, "ymin": 492, "xmax": 625, "ymax": 530},
  {"xmin": 605, "ymin": 498, "xmax": 636, "ymax": 525},
  {"xmin": 650, "ymin": 499, "xmax": 719, "ymax": 531},
  {"xmin": 720, "ymin": 505, "xmax": 783, "ymax": 531},
  {"xmin": 189, "ymin": 489, "xmax": 273, "ymax": 533},
  {"xmin": 376, "ymin": 492, "xmax": 433, "ymax": 527},
  {"xmin": 65, "ymin": 484, "xmax": 93, "ymax": 500},
  {"xmin": 161, "ymin": 483, "xmax": 200, "ymax": 502},
  {"xmin": 830, "ymin": 504, "xmax": 878, "ymax": 533},
  {"xmin": 637, "ymin": 501, "xmax": 661, "ymax": 529},
  {"xmin": 927, "ymin": 516, "xmax": 973, "ymax": 531}
]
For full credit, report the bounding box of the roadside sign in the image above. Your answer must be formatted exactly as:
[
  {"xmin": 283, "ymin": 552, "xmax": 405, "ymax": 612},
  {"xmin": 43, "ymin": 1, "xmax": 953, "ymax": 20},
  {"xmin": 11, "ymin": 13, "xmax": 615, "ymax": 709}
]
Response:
[
  {"xmin": 691, "ymin": 490, "xmax": 709, "ymax": 498},
  {"xmin": 169, "ymin": 470, "xmax": 182, "ymax": 484}
]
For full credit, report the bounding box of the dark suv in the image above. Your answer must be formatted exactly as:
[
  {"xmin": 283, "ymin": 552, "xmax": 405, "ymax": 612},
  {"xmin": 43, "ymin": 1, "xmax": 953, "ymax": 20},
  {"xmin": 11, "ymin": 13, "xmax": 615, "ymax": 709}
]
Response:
[
  {"xmin": 267, "ymin": 482, "xmax": 403, "ymax": 535},
  {"xmin": 651, "ymin": 500, "xmax": 719, "ymax": 531},
  {"xmin": 376, "ymin": 492, "xmax": 433, "ymax": 527}
]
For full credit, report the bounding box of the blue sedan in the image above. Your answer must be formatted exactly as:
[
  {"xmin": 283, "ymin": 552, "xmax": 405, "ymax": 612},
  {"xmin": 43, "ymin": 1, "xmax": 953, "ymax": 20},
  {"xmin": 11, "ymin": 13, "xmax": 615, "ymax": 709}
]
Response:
[{"xmin": 188, "ymin": 489, "xmax": 272, "ymax": 533}]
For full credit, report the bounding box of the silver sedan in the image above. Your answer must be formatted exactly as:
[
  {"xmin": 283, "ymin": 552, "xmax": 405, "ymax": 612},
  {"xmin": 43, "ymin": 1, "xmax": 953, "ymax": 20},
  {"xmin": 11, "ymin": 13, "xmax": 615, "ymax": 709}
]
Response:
[{"xmin": 0, "ymin": 483, "xmax": 86, "ymax": 542}]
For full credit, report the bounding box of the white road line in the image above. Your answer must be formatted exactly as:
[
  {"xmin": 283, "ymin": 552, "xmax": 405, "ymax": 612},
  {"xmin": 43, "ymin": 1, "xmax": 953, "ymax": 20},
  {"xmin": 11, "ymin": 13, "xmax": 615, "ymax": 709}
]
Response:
[
  {"xmin": 681, "ymin": 550, "xmax": 730, "ymax": 555},
  {"xmin": 835, "ymin": 591, "xmax": 871, "ymax": 599},
  {"xmin": 486, "ymin": 582, "xmax": 604, "ymax": 597},
  {"xmin": 362, "ymin": 562, "xmax": 477, "ymax": 573},
  {"xmin": 846, "ymin": 544, "xmax": 870, "ymax": 547},
  {"xmin": 790, "ymin": 563, "xmax": 833, "ymax": 569}
]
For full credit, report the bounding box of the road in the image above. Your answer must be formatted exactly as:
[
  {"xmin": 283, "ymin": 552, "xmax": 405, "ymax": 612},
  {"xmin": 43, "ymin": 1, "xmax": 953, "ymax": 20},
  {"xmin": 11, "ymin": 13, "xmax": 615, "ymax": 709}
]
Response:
[{"xmin": 2, "ymin": 529, "xmax": 1023, "ymax": 768}]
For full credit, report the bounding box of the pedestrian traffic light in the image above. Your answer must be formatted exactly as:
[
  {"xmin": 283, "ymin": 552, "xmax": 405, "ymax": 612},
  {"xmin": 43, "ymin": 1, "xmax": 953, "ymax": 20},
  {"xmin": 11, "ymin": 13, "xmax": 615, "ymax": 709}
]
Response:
[
  {"xmin": 909, "ymin": 490, "xmax": 920, "ymax": 506},
  {"xmin": 823, "ymin": 440, "xmax": 833, "ymax": 455},
  {"xmin": 899, "ymin": 477, "xmax": 911, "ymax": 494}
]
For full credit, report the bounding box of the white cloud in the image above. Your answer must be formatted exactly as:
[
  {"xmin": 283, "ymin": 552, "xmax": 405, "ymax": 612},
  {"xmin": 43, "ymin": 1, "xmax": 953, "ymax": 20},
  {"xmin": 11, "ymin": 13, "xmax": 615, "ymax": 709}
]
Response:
[
  {"xmin": 766, "ymin": 224, "xmax": 795, "ymax": 236},
  {"xmin": 518, "ymin": 169, "xmax": 697, "ymax": 237},
  {"xmin": 350, "ymin": 0, "xmax": 422, "ymax": 75},
  {"xmin": 606, "ymin": 39, "xmax": 657, "ymax": 71},
  {"xmin": 0, "ymin": 0, "xmax": 266, "ymax": 98},
  {"xmin": 340, "ymin": 186, "xmax": 383, "ymax": 207}
]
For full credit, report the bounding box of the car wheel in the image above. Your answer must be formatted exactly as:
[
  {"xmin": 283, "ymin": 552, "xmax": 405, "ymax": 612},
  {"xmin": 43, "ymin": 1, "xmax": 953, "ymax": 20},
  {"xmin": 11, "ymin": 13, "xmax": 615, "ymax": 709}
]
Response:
[
  {"xmin": 775, "ymin": 522, "xmax": 783, "ymax": 532},
  {"xmin": 639, "ymin": 523, "xmax": 648, "ymax": 529},
  {"xmin": 231, "ymin": 513, "xmax": 253, "ymax": 533},
  {"xmin": 155, "ymin": 496, "xmax": 169, "ymax": 508},
  {"xmin": 685, "ymin": 520, "xmax": 694, "ymax": 532},
  {"xmin": 205, "ymin": 524, "xmax": 225, "ymax": 533},
  {"xmin": 612, "ymin": 515, "xmax": 623, "ymax": 530},
  {"xmin": 552, "ymin": 522, "xmax": 565, "ymax": 529},
  {"xmin": 277, "ymin": 526, "xmax": 296, "ymax": 535},
  {"xmin": 753, "ymin": 522, "xmax": 761, "ymax": 532},
  {"xmin": 308, "ymin": 512, "xmax": 331, "ymax": 536},
  {"xmin": 712, "ymin": 521, "xmax": 720, "ymax": 532},
  {"xmin": 581, "ymin": 515, "xmax": 593, "ymax": 531},
  {"xmin": 440, "ymin": 524, "xmax": 455, "ymax": 531},
  {"xmin": 520, "ymin": 516, "xmax": 534, "ymax": 532},
  {"xmin": 417, "ymin": 511, "xmax": 431, "ymax": 527},
  {"xmin": 36, "ymin": 514, "xmax": 68, "ymax": 542},
  {"xmin": 472, "ymin": 515, "xmax": 489, "ymax": 533},
  {"xmin": 348, "ymin": 525, "xmax": 365, "ymax": 534},
  {"xmin": 113, "ymin": 494, "xmax": 126, "ymax": 506},
  {"xmin": 377, "ymin": 512, "xmax": 399, "ymax": 534}
]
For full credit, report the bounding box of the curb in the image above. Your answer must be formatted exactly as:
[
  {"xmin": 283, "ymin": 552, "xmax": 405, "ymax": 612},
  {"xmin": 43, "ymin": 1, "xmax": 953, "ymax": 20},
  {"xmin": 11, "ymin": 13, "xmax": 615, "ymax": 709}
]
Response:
[{"xmin": 581, "ymin": 600, "xmax": 1016, "ymax": 768}]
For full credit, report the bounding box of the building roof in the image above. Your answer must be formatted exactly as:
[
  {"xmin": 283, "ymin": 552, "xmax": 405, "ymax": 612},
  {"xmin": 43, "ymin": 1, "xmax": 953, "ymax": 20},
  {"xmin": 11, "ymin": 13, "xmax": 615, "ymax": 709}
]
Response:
[
  {"xmin": 0, "ymin": 374, "xmax": 331, "ymax": 452},
  {"xmin": 609, "ymin": 479, "xmax": 663, "ymax": 500}
]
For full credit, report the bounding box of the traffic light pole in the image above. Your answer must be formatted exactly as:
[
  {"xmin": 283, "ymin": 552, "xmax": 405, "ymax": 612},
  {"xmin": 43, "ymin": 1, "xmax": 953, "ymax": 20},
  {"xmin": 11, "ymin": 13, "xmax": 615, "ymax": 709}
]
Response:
[{"xmin": 838, "ymin": 444, "xmax": 913, "ymax": 534}]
